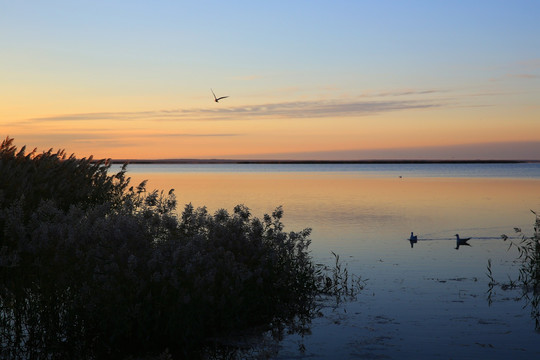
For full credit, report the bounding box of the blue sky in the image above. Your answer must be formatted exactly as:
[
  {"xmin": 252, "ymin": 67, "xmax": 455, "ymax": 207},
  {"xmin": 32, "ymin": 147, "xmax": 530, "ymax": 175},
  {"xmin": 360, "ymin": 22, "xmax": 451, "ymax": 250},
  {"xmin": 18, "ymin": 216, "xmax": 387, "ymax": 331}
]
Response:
[{"xmin": 1, "ymin": 1, "xmax": 539, "ymax": 159}]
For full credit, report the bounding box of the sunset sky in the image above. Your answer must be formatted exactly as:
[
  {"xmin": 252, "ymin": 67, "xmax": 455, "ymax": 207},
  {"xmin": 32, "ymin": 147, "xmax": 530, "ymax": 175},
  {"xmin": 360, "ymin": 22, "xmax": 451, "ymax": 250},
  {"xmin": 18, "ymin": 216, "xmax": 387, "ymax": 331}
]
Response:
[{"xmin": 2, "ymin": 1, "xmax": 539, "ymax": 160}]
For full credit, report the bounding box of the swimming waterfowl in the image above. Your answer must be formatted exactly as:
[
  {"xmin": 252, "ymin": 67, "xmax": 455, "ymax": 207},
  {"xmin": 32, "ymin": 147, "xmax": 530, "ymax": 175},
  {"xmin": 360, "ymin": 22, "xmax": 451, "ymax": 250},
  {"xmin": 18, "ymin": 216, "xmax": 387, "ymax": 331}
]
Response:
[
  {"xmin": 409, "ymin": 232, "xmax": 418, "ymax": 248},
  {"xmin": 211, "ymin": 88, "xmax": 229, "ymax": 103},
  {"xmin": 454, "ymin": 234, "xmax": 471, "ymax": 250}
]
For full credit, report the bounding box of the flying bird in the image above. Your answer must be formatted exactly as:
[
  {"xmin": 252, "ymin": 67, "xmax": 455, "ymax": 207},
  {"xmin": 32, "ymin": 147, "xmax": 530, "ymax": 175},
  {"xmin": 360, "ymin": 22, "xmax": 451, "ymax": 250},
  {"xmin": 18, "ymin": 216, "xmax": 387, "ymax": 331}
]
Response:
[
  {"xmin": 211, "ymin": 89, "xmax": 229, "ymax": 103},
  {"xmin": 454, "ymin": 234, "xmax": 471, "ymax": 250}
]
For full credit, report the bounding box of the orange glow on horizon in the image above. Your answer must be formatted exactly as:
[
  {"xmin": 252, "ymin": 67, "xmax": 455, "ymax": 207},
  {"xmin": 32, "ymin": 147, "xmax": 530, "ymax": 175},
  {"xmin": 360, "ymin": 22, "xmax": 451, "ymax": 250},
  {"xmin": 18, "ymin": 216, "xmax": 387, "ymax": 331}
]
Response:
[{"xmin": 124, "ymin": 171, "xmax": 540, "ymax": 248}]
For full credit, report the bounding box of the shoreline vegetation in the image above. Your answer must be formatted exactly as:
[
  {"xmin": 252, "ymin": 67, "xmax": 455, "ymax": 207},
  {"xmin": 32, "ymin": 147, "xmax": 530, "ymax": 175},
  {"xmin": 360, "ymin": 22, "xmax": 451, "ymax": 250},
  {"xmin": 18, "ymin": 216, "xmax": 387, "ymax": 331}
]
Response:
[
  {"xmin": 487, "ymin": 211, "xmax": 540, "ymax": 330},
  {"xmin": 0, "ymin": 137, "xmax": 363, "ymax": 359}
]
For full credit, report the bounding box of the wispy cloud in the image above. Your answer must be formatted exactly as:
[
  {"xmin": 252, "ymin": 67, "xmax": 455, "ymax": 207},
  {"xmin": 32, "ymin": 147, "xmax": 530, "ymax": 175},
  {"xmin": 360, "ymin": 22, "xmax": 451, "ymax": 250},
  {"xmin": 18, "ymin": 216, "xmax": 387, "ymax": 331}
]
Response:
[
  {"xmin": 509, "ymin": 73, "xmax": 540, "ymax": 79},
  {"xmin": 19, "ymin": 132, "xmax": 241, "ymax": 148},
  {"xmin": 360, "ymin": 89, "xmax": 444, "ymax": 98},
  {"xmin": 154, "ymin": 133, "xmax": 241, "ymax": 137},
  {"xmin": 517, "ymin": 58, "xmax": 540, "ymax": 69},
  {"xmin": 231, "ymin": 141, "xmax": 540, "ymax": 161},
  {"xmin": 21, "ymin": 132, "xmax": 240, "ymax": 139},
  {"xmin": 26, "ymin": 98, "xmax": 443, "ymax": 123}
]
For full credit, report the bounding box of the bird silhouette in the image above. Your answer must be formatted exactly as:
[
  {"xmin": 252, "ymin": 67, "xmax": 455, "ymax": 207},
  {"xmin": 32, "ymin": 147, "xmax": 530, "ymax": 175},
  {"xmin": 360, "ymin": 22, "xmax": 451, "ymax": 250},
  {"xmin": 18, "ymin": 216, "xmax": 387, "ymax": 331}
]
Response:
[
  {"xmin": 409, "ymin": 232, "xmax": 418, "ymax": 248},
  {"xmin": 454, "ymin": 234, "xmax": 471, "ymax": 250},
  {"xmin": 211, "ymin": 88, "xmax": 229, "ymax": 103}
]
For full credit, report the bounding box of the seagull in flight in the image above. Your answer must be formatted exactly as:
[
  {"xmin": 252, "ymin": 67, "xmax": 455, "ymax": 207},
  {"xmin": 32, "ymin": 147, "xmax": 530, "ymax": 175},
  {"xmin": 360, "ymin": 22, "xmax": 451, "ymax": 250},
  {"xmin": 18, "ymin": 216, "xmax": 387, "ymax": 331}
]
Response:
[{"xmin": 211, "ymin": 89, "xmax": 229, "ymax": 103}]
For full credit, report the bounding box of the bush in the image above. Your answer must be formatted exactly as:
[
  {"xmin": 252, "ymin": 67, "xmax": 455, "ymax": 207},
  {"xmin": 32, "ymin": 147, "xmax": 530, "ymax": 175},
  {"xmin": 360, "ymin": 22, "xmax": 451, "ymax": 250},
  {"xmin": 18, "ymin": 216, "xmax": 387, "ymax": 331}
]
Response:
[
  {"xmin": 0, "ymin": 136, "xmax": 129, "ymax": 217},
  {"xmin": 0, "ymin": 138, "xmax": 349, "ymax": 359}
]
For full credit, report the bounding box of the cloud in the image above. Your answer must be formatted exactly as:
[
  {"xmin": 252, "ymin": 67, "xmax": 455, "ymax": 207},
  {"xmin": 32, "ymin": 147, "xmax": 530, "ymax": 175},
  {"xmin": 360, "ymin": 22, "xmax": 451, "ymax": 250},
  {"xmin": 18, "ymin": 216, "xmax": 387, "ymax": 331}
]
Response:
[
  {"xmin": 223, "ymin": 100, "xmax": 440, "ymax": 119},
  {"xmin": 43, "ymin": 132, "xmax": 239, "ymax": 139},
  {"xmin": 20, "ymin": 132, "xmax": 114, "ymax": 142},
  {"xmin": 362, "ymin": 89, "xmax": 444, "ymax": 98},
  {"xmin": 154, "ymin": 133, "xmax": 241, "ymax": 137},
  {"xmin": 509, "ymin": 73, "xmax": 540, "ymax": 79},
  {"xmin": 232, "ymin": 141, "xmax": 540, "ymax": 161},
  {"xmin": 17, "ymin": 132, "xmax": 241, "ymax": 149},
  {"xmin": 26, "ymin": 98, "xmax": 443, "ymax": 123},
  {"xmin": 517, "ymin": 58, "xmax": 540, "ymax": 69}
]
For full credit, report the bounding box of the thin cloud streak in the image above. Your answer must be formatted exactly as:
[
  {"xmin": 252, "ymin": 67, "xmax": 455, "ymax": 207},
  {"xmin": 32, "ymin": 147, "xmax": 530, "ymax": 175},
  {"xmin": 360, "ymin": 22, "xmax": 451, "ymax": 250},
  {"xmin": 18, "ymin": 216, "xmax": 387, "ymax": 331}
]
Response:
[
  {"xmin": 161, "ymin": 133, "xmax": 241, "ymax": 137},
  {"xmin": 361, "ymin": 89, "xmax": 444, "ymax": 97},
  {"xmin": 19, "ymin": 132, "xmax": 241, "ymax": 145},
  {"xmin": 510, "ymin": 73, "xmax": 540, "ymax": 79},
  {"xmin": 22, "ymin": 132, "xmax": 241, "ymax": 139},
  {"xmin": 229, "ymin": 141, "xmax": 540, "ymax": 161},
  {"xmin": 26, "ymin": 98, "xmax": 444, "ymax": 123}
]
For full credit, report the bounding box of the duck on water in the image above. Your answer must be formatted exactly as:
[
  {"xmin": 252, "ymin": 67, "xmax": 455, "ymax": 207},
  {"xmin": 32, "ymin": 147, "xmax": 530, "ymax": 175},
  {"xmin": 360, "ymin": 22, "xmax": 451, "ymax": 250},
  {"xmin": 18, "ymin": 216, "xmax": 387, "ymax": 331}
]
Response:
[
  {"xmin": 454, "ymin": 234, "xmax": 471, "ymax": 250},
  {"xmin": 409, "ymin": 232, "xmax": 418, "ymax": 248}
]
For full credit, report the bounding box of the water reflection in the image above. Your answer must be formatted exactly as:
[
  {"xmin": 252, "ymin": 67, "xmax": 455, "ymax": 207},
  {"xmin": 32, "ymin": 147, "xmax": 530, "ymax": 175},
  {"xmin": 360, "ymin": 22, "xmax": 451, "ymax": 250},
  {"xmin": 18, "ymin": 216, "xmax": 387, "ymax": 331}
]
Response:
[
  {"xmin": 127, "ymin": 171, "xmax": 539, "ymax": 255},
  {"xmin": 409, "ymin": 232, "xmax": 475, "ymax": 250},
  {"xmin": 409, "ymin": 232, "xmax": 418, "ymax": 248},
  {"xmin": 120, "ymin": 167, "xmax": 540, "ymax": 358}
]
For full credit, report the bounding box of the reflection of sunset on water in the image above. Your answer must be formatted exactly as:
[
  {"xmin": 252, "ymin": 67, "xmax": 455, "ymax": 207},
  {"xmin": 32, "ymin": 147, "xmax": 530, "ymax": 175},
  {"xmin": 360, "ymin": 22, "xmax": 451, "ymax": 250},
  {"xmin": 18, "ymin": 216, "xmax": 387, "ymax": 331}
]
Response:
[
  {"xmin": 128, "ymin": 170, "xmax": 540, "ymax": 255},
  {"xmin": 113, "ymin": 165, "xmax": 540, "ymax": 358}
]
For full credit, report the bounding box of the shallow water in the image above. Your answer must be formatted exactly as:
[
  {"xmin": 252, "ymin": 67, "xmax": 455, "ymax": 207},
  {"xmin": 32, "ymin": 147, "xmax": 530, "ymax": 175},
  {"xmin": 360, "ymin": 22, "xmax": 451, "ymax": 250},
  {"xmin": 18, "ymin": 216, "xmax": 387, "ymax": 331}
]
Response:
[{"xmin": 115, "ymin": 163, "xmax": 540, "ymax": 358}]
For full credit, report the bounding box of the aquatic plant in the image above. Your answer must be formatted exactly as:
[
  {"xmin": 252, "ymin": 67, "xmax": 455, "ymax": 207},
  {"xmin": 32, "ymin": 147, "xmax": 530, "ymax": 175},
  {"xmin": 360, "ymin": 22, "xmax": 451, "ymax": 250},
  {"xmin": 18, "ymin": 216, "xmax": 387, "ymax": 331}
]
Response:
[
  {"xmin": 0, "ymin": 136, "xmax": 130, "ymax": 217},
  {"xmin": 0, "ymin": 138, "xmax": 362, "ymax": 359},
  {"xmin": 316, "ymin": 251, "xmax": 366, "ymax": 307},
  {"xmin": 486, "ymin": 210, "xmax": 540, "ymax": 329}
]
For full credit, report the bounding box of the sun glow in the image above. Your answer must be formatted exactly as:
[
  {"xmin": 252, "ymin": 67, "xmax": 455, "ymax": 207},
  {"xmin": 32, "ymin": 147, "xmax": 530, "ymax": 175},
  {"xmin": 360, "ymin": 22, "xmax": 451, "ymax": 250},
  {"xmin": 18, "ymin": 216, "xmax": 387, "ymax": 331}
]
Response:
[{"xmin": 1, "ymin": 1, "xmax": 539, "ymax": 160}]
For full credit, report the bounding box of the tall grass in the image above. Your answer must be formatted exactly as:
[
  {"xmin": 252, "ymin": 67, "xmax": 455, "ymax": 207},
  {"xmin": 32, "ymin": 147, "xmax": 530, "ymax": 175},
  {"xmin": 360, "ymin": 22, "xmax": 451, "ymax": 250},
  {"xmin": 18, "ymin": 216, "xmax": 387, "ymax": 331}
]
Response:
[
  {"xmin": 0, "ymin": 137, "xmax": 362, "ymax": 359},
  {"xmin": 486, "ymin": 210, "xmax": 540, "ymax": 329}
]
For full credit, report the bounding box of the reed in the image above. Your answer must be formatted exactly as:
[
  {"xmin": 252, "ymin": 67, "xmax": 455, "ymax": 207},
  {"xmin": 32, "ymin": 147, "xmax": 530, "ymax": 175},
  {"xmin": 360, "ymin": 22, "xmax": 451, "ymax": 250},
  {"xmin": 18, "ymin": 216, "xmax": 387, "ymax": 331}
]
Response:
[
  {"xmin": 0, "ymin": 137, "xmax": 361, "ymax": 359},
  {"xmin": 486, "ymin": 210, "xmax": 540, "ymax": 329}
]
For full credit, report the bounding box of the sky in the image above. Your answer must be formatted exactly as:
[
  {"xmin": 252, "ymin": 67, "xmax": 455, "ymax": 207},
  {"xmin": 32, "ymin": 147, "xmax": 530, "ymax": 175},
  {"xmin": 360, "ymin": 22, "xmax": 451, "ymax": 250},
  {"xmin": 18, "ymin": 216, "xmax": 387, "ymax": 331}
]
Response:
[{"xmin": 1, "ymin": 0, "xmax": 540, "ymax": 160}]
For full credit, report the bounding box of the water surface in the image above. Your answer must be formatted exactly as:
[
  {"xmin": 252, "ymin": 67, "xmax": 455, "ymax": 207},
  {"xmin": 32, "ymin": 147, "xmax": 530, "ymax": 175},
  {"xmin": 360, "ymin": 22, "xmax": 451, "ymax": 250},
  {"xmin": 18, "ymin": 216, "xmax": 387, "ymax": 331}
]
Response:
[{"xmin": 116, "ymin": 163, "xmax": 540, "ymax": 358}]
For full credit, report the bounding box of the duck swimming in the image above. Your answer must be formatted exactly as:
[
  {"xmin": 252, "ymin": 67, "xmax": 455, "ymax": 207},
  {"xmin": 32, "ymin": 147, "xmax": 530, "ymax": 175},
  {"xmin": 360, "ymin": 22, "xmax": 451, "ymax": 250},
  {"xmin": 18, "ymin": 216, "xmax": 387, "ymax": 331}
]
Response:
[
  {"xmin": 409, "ymin": 232, "xmax": 418, "ymax": 248},
  {"xmin": 454, "ymin": 234, "xmax": 471, "ymax": 250}
]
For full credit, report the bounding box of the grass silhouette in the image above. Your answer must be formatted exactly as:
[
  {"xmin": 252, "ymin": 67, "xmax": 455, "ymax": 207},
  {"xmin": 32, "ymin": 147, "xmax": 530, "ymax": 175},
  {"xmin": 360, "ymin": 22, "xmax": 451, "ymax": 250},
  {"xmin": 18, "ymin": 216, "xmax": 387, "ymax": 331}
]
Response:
[
  {"xmin": 0, "ymin": 137, "xmax": 362, "ymax": 359},
  {"xmin": 487, "ymin": 210, "xmax": 540, "ymax": 329}
]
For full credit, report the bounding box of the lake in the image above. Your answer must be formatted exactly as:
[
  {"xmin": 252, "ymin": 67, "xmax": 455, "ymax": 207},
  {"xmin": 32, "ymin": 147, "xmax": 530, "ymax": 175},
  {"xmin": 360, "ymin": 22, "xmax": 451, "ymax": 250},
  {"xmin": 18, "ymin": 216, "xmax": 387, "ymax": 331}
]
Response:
[{"xmin": 114, "ymin": 163, "xmax": 540, "ymax": 359}]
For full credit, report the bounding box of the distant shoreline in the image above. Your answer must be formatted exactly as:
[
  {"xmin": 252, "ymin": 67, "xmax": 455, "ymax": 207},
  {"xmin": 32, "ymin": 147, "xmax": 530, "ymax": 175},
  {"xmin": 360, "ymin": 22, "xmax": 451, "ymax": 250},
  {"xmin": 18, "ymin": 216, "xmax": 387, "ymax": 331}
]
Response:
[{"xmin": 106, "ymin": 159, "xmax": 540, "ymax": 165}]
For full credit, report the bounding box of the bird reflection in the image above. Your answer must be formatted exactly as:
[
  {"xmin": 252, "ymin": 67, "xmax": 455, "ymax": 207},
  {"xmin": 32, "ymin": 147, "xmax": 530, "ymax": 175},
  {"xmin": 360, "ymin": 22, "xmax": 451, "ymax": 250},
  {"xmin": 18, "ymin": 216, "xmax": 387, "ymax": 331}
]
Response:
[
  {"xmin": 409, "ymin": 232, "xmax": 418, "ymax": 248},
  {"xmin": 454, "ymin": 234, "xmax": 471, "ymax": 250}
]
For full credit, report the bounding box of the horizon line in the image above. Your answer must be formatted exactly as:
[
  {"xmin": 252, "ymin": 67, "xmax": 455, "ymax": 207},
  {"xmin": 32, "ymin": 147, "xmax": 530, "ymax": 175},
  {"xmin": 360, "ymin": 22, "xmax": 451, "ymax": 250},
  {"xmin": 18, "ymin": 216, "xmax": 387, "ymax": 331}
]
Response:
[{"xmin": 103, "ymin": 159, "xmax": 540, "ymax": 165}]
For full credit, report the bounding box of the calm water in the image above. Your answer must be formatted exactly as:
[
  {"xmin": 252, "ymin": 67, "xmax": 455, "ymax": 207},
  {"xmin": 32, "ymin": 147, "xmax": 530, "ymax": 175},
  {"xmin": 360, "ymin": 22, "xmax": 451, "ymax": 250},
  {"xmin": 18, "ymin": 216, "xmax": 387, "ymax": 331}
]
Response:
[{"xmin": 114, "ymin": 163, "xmax": 540, "ymax": 358}]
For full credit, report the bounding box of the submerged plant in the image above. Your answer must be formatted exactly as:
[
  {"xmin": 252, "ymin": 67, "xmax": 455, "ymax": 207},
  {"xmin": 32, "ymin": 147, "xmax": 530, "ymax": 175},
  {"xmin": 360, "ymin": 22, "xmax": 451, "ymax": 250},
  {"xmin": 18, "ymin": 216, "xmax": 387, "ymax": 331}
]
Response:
[
  {"xmin": 486, "ymin": 210, "xmax": 540, "ymax": 329},
  {"xmin": 316, "ymin": 251, "xmax": 366, "ymax": 307}
]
